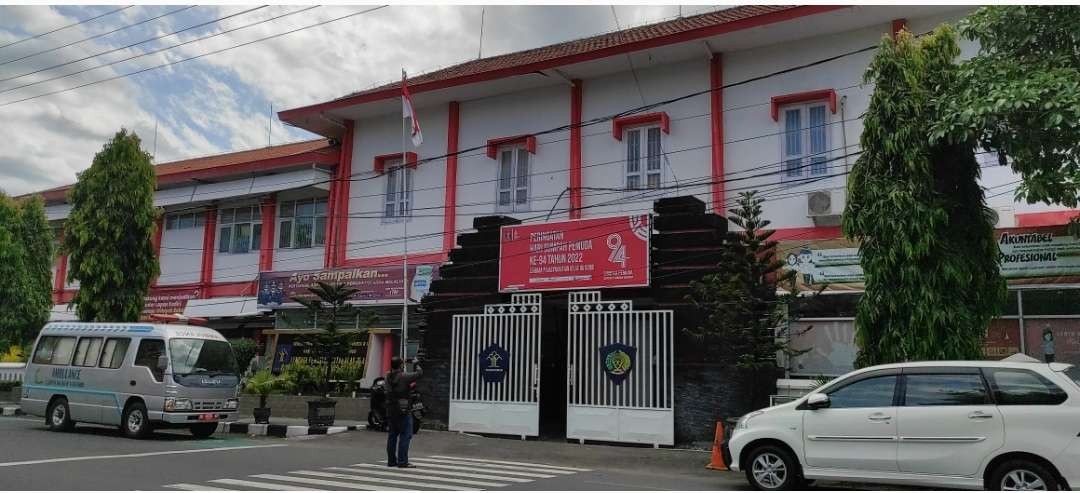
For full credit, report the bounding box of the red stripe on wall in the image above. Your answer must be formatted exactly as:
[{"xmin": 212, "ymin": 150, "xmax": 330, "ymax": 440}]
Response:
[
  {"xmin": 335, "ymin": 120, "xmax": 356, "ymax": 265},
  {"xmin": 444, "ymin": 102, "xmax": 460, "ymax": 252},
  {"xmin": 709, "ymin": 54, "xmax": 724, "ymax": 214},
  {"xmin": 151, "ymin": 217, "xmax": 163, "ymax": 287},
  {"xmin": 770, "ymin": 225, "xmax": 842, "ymax": 241},
  {"xmin": 259, "ymin": 195, "xmax": 276, "ymax": 272},
  {"xmin": 1016, "ymin": 210, "xmax": 1080, "ymax": 227},
  {"xmin": 570, "ymin": 80, "xmax": 583, "ymax": 219},
  {"xmin": 200, "ymin": 206, "xmax": 218, "ymax": 299},
  {"xmin": 339, "ymin": 251, "xmax": 448, "ymax": 268}
]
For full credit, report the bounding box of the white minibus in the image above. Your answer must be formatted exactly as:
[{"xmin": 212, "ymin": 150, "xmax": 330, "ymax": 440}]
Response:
[{"xmin": 22, "ymin": 323, "xmax": 240, "ymax": 438}]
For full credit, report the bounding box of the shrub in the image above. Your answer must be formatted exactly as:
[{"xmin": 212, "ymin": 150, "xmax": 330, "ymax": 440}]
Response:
[{"xmin": 229, "ymin": 338, "xmax": 258, "ymax": 374}]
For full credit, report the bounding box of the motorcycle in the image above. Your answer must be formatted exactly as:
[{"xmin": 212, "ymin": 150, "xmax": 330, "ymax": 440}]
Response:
[{"xmin": 367, "ymin": 376, "xmax": 388, "ymax": 431}]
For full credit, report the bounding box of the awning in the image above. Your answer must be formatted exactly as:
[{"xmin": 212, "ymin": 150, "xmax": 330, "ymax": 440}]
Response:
[
  {"xmin": 183, "ymin": 297, "xmax": 266, "ymax": 319},
  {"xmin": 49, "ymin": 304, "xmax": 79, "ymax": 322}
]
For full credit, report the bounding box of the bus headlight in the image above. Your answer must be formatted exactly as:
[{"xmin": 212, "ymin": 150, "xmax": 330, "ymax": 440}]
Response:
[
  {"xmin": 225, "ymin": 399, "xmax": 239, "ymax": 410},
  {"xmin": 164, "ymin": 398, "xmax": 192, "ymax": 411}
]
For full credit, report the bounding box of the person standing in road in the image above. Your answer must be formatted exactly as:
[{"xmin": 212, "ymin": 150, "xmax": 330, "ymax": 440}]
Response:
[
  {"xmin": 1042, "ymin": 326, "xmax": 1056, "ymax": 363},
  {"xmin": 386, "ymin": 356, "xmax": 423, "ymax": 468}
]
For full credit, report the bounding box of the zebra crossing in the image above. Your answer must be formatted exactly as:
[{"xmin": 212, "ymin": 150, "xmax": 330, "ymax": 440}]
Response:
[{"xmin": 163, "ymin": 455, "xmax": 591, "ymax": 491}]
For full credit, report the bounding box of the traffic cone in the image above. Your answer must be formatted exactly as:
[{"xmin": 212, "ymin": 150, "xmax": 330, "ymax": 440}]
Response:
[{"xmin": 705, "ymin": 421, "xmax": 728, "ymax": 470}]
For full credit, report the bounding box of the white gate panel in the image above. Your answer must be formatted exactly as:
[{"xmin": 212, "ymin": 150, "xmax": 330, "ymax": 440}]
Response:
[
  {"xmin": 567, "ymin": 291, "xmax": 674, "ymax": 446},
  {"xmin": 449, "ymin": 293, "xmax": 541, "ymax": 438}
]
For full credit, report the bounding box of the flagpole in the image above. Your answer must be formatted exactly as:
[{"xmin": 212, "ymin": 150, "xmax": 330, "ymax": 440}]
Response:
[{"xmin": 400, "ymin": 68, "xmax": 409, "ymax": 361}]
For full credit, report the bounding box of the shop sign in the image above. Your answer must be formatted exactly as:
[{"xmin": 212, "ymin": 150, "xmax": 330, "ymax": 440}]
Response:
[
  {"xmin": 998, "ymin": 230, "xmax": 1080, "ymax": 279},
  {"xmin": 143, "ymin": 286, "xmax": 201, "ymax": 315},
  {"xmin": 599, "ymin": 343, "xmax": 635, "ymax": 385},
  {"xmin": 257, "ymin": 264, "xmax": 439, "ymax": 307},
  {"xmin": 478, "ymin": 344, "xmax": 509, "ymax": 383},
  {"xmin": 499, "ymin": 215, "xmax": 650, "ymax": 292}
]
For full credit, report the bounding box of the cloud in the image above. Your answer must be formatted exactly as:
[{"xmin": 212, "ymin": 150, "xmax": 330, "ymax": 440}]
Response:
[{"xmin": 0, "ymin": 5, "xmax": 730, "ymax": 197}]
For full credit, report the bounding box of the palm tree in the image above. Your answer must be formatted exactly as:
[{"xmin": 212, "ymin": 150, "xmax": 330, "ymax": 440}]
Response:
[{"xmin": 292, "ymin": 282, "xmax": 373, "ymax": 396}]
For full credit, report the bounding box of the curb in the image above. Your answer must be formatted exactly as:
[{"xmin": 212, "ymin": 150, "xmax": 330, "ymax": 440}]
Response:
[
  {"xmin": 219, "ymin": 421, "xmax": 364, "ymax": 438},
  {"xmin": 1, "ymin": 405, "xmax": 22, "ymax": 416}
]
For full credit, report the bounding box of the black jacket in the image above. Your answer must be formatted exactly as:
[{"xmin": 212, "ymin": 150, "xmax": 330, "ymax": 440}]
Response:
[{"xmin": 386, "ymin": 365, "xmax": 423, "ymax": 415}]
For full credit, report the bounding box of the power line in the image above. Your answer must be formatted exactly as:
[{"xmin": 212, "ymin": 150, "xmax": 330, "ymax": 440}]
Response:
[
  {"xmin": 0, "ymin": 6, "xmax": 389, "ymax": 107},
  {"xmin": 0, "ymin": 5, "xmax": 270, "ymax": 85},
  {"xmin": 0, "ymin": 5, "xmax": 321, "ymax": 95},
  {"xmin": 0, "ymin": 5, "xmax": 133, "ymax": 51},
  {"xmin": 0, "ymin": 5, "xmax": 198, "ymax": 67}
]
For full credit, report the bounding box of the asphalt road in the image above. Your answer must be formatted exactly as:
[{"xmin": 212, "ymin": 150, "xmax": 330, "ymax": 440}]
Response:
[{"xmin": 0, "ymin": 416, "xmax": 749, "ymax": 491}]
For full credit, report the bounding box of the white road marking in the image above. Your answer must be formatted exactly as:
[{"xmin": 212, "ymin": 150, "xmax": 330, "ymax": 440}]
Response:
[
  {"xmin": 410, "ymin": 457, "xmax": 574, "ymax": 475},
  {"xmin": 0, "ymin": 444, "xmax": 288, "ymax": 468},
  {"xmin": 293, "ymin": 469, "xmax": 480, "ymax": 490},
  {"xmin": 211, "ymin": 478, "xmax": 321, "ymax": 490},
  {"xmin": 405, "ymin": 460, "xmax": 557, "ymax": 478},
  {"xmin": 327, "ymin": 466, "xmax": 509, "ymax": 487},
  {"xmin": 163, "ymin": 483, "xmax": 234, "ymax": 491},
  {"xmin": 429, "ymin": 455, "xmax": 592, "ymax": 472},
  {"xmin": 347, "ymin": 463, "xmax": 534, "ymax": 483},
  {"xmin": 251, "ymin": 473, "xmax": 411, "ymax": 491}
]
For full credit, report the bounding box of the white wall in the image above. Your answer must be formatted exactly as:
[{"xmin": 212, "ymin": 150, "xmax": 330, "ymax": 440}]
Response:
[
  {"xmin": 158, "ymin": 221, "xmax": 203, "ymax": 286},
  {"xmin": 272, "ymin": 189, "xmax": 328, "ymax": 272}
]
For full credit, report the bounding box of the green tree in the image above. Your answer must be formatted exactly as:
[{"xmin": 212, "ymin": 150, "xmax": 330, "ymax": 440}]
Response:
[
  {"xmin": 844, "ymin": 28, "xmax": 1006, "ymax": 367},
  {"xmin": 0, "ymin": 192, "xmax": 54, "ymax": 348},
  {"xmin": 292, "ymin": 282, "xmax": 375, "ymax": 396},
  {"xmin": 63, "ymin": 129, "xmax": 159, "ymax": 322},
  {"xmin": 933, "ymin": 7, "xmax": 1080, "ymax": 215}
]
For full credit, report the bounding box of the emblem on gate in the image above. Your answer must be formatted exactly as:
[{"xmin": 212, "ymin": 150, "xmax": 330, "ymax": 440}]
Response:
[
  {"xmin": 478, "ymin": 344, "xmax": 510, "ymax": 383},
  {"xmin": 599, "ymin": 343, "xmax": 636, "ymax": 385}
]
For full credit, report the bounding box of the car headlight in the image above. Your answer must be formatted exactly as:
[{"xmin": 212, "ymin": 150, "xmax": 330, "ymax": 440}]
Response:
[
  {"xmin": 225, "ymin": 398, "xmax": 239, "ymax": 410},
  {"xmin": 736, "ymin": 410, "xmax": 765, "ymax": 431},
  {"xmin": 164, "ymin": 398, "xmax": 192, "ymax": 412}
]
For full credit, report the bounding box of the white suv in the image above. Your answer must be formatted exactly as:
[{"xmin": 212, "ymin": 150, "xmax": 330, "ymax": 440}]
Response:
[{"xmin": 727, "ymin": 361, "xmax": 1080, "ymax": 490}]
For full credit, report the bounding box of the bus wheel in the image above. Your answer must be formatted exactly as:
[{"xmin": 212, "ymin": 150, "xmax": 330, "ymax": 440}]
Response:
[
  {"xmin": 122, "ymin": 401, "xmax": 153, "ymax": 439},
  {"xmin": 190, "ymin": 423, "xmax": 217, "ymax": 439},
  {"xmin": 46, "ymin": 397, "xmax": 75, "ymax": 432}
]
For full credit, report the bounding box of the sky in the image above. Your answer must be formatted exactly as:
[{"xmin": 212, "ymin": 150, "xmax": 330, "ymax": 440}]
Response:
[{"xmin": 0, "ymin": 4, "xmax": 733, "ymax": 197}]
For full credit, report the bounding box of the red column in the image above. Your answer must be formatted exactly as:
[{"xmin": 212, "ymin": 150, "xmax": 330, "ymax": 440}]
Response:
[
  {"xmin": 891, "ymin": 18, "xmax": 907, "ymax": 38},
  {"xmin": 333, "ymin": 121, "xmax": 355, "ymax": 266},
  {"xmin": 53, "ymin": 230, "xmax": 68, "ymax": 304},
  {"xmin": 324, "ymin": 167, "xmax": 338, "ymax": 268},
  {"xmin": 569, "ymin": 80, "xmax": 583, "ymax": 219},
  {"xmin": 381, "ymin": 333, "xmax": 395, "ymax": 373},
  {"xmin": 259, "ymin": 195, "xmax": 276, "ymax": 272},
  {"xmin": 151, "ymin": 216, "xmax": 163, "ymax": 287},
  {"xmin": 710, "ymin": 54, "xmax": 725, "ymax": 214},
  {"xmin": 199, "ymin": 206, "xmax": 217, "ymax": 299},
  {"xmin": 443, "ymin": 102, "xmax": 460, "ymax": 252}
]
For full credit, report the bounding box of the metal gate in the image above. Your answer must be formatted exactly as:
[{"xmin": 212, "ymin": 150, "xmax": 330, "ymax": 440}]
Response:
[
  {"xmin": 449, "ymin": 293, "xmax": 541, "ymax": 438},
  {"xmin": 567, "ymin": 291, "xmax": 674, "ymax": 446}
]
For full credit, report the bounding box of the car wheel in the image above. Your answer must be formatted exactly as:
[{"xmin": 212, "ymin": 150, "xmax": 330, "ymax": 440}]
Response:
[
  {"xmin": 121, "ymin": 402, "xmax": 153, "ymax": 439},
  {"xmin": 189, "ymin": 423, "xmax": 217, "ymax": 439},
  {"xmin": 46, "ymin": 397, "xmax": 75, "ymax": 432},
  {"xmin": 990, "ymin": 459, "xmax": 1060, "ymax": 491},
  {"xmin": 745, "ymin": 445, "xmax": 802, "ymax": 490}
]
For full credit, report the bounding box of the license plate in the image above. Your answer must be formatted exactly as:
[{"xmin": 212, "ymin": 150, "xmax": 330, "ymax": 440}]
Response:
[{"xmin": 198, "ymin": 413, "xmax": 217, "ymax": 422}]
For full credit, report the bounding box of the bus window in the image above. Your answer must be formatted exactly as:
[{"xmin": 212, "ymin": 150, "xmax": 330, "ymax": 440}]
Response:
[
  {"xmin": 32, "ymin": 336, "xmax": 77, "ymax": 365},
  {"xmin": 98, "ymin": 338, "xmax": 130, "ymax": 369},
  {"xmin": 134, "ymin": 339, "xmax": 166, "ymax": 382},
  {"xmin": 72, "ymin": 337, "xmax": 104, "ymax": 367}
]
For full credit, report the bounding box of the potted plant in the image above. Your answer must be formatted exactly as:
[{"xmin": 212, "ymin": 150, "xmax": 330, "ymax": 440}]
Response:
[
  {"xmin": 292, "ymin": 282, "xmax": 375, "ymax": 427},
  {"xmin": 244, "ymin": 369, "xmax": 281, "ymax": 424}
]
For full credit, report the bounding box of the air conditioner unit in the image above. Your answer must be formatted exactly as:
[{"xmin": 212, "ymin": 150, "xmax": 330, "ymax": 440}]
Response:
[{"xmin": 807, "ymin": 190, "xmax": 841, "ymax": 226}]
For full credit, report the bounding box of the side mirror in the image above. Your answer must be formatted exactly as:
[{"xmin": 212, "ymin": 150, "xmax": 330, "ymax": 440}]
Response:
[
  {"xmin": 157, "ymin": 354, "xmax": 169, "ymax": 371},
  {"xmin": 806, "ymin": 393, "xmax": 830, "ymax": 410}
]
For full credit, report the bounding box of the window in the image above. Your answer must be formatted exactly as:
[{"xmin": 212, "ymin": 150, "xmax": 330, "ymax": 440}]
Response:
[
  {"xmin": 903, "ymin": 373, "xmax": 990, "ymax": 406},
  {"xmin": 781, "ymin": 102, "xmax": 829, "ymax": 180},
  {"xmin": 826, "ymin": 375, "xmax": 897, "ymax": 408},
  {"xmin": 98, "ymin": 338, "xmax": 130, "ymax": 369},
  {"xmin": 986, "ymin": 368, "xmax": 1068, "ymax": 405},
  {"xmin": 278, "ymin": 198, "xmax": 327, "ymax": 249},
  {"xmin": 164, "ymin": 212, "xmax": 206, "ymax": 230},
  {"xmin": 384, "ymin": 159, "xmax": 414, "ymax": 219},
  {"xmin": 32, "ymin": 336, "xmax": 77, "ymax": 365},
  {"xmin": 218, "ymin": 206, "xmax": 262, "ymax": 254},
  {"xmin": 134, "ymin": 339, "xmax": 166, "ymax": 382},
  {"xmin": 71, "ymin": 337, "xmax": 104, "ymax": 367},
  {"xmin": 625, "ymin": 126, "xmax": 662, "ymax": 190},
  {"xmin": 496, "ymin": 147, "xmax": 530, "ymax": 212}
]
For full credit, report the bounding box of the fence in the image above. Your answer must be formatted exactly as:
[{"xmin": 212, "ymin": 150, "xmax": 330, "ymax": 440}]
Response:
[{"xmin": 0, "ymin": 363, "xmax": 25, "ymax": 383}]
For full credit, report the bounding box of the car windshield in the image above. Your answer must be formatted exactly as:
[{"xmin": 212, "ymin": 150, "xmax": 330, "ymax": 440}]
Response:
[
  {"xmin": 1066, "ymin": 365, "xmax": 1080, "ymax": 389},
  {"xmin": 169, "ymin": 339, "xmax": 237, "ymax": 376}
]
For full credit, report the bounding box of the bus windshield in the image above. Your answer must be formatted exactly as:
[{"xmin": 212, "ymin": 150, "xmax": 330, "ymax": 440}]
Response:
[{"xmin": 169, "ymin": 339, "xmax": 237, "ymax": 377}]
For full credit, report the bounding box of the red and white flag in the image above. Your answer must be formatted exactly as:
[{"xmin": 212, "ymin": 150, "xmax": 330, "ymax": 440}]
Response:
[{"xmin": 402, "ymin": 70, "xmax": 423, "ymax": 147}]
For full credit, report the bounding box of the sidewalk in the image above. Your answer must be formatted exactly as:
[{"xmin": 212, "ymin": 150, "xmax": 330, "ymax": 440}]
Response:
[
  {"xmin": 220, "ymin": 417, "xmax": 367, "ymax": 438},
  {"xmin": 0, "ymin": 400, "xmax": 20, "ymax": 416}
]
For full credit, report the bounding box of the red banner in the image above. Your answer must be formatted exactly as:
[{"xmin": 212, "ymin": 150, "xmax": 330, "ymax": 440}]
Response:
[
  {"xmin": 143, "ymin": 286, "xmax": 201, "ymax": 315},
  {"xmin": 499, "ymin": 215, "xmax": 651, "ymax": 292}
]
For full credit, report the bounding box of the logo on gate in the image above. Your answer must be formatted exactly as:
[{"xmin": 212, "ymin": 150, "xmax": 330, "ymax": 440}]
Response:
[
  {"xmin": 478, "ymin": 344, "xmax": 510, "ymax": 383},
  {"xmin": 599, "ymin": 343, "xmax": 636, "ymax": 385}
]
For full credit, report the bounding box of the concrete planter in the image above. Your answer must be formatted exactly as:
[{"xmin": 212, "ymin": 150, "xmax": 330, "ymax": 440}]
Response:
[{"xmin": 239, "ymin": 394, "xmax": 369, "ymax": 421}]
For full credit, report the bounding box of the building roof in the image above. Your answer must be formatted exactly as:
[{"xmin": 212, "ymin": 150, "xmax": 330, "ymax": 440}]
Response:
[
  {"xmin": 279, "ymin": 5, "xmax": 838, "ymax": 123},
  {"xmin": 36, "ymin": 139, "xmax": 338, "ymax": 202}
]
